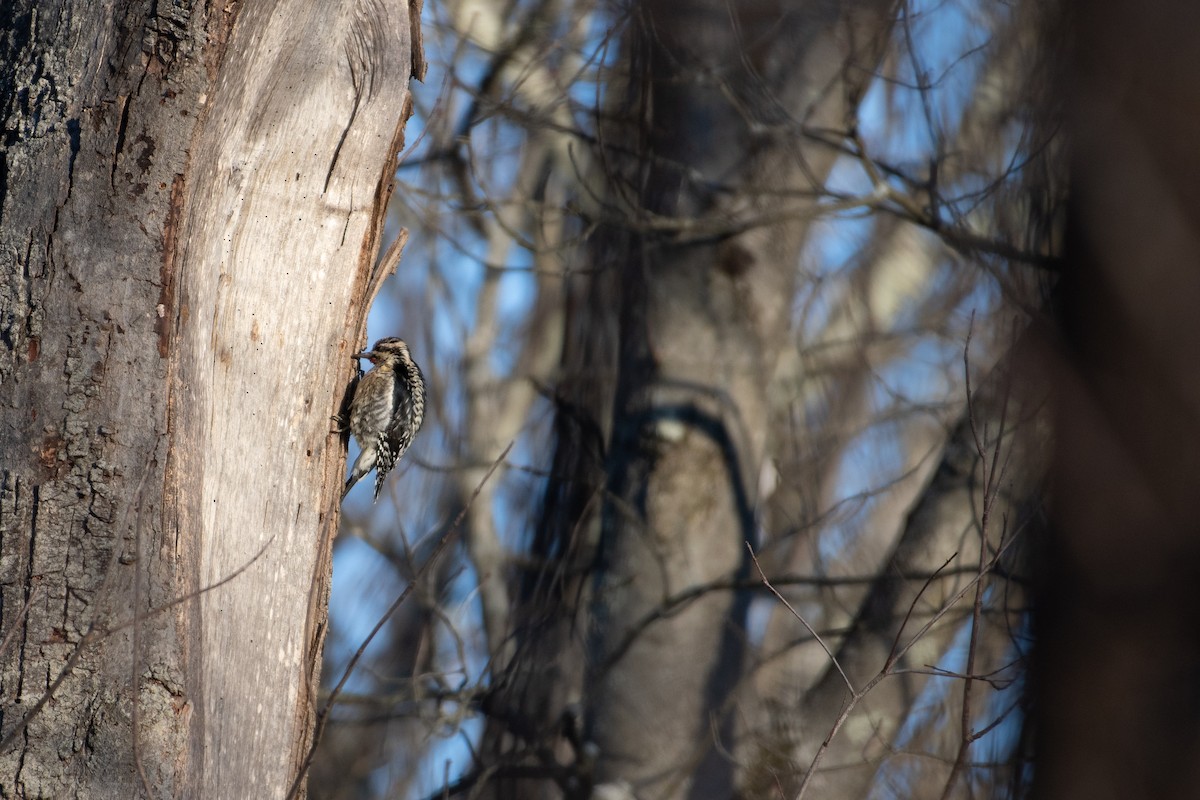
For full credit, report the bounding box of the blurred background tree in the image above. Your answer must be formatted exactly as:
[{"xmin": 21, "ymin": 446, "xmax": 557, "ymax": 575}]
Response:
[{"xmin": 310, "ymin": 0, "xmax": 1076, "ymax": 796}]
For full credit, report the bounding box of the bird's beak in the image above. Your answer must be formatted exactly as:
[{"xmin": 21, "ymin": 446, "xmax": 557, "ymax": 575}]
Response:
[{"xmin": 354, "ymin": 350, "xmax": 373, "ymax": 360}]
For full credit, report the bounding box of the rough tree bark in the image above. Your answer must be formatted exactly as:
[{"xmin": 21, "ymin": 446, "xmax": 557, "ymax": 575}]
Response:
[{"xmin": 0, "ymin": 1, "xmax": 421, "ymax": 797}]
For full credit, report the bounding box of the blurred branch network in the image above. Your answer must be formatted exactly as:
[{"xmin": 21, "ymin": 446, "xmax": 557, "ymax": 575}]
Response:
[{"xmin": 313, "ymin": 0, "xmax": 1064, "ymax": 797}]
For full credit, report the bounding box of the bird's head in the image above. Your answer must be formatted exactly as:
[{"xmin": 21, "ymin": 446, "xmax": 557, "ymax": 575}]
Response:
[{"xmin": 355, "ymin": 337, "xmax": 413, "ymax": 366}]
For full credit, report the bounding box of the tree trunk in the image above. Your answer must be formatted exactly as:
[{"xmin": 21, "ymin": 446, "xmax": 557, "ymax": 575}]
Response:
[
  {"xmin": 1036, "ymin": 1, "xmax": 1200, "ymax": 797},
  {"xmin": 0, "ymin": 1, "xmax": 421, "ymax": 796},
  {"xmin": 571, "ymin": 1, "xmax": 898, "ymax": 797}
]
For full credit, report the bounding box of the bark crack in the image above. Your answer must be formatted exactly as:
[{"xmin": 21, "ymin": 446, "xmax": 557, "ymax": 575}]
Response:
[
  {"xmin": 324, "ymin": 43, "xmax": 366, "ymax": 194},
  {"xmin": 19, "ymin": 482, "xmax": 38, "ymax": 683},
  {"xmin": 109, "ymin": 94, "xmax": 131, "ymax": 190},
  {"xmin": 65, "ymin": 118, "xmax": 80, "ymax": 201}
]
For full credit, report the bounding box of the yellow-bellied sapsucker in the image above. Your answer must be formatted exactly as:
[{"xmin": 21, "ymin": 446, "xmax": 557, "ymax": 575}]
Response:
[{"xmin": 342, "ymin": 337, "xmax": 426, "ymax": 501}]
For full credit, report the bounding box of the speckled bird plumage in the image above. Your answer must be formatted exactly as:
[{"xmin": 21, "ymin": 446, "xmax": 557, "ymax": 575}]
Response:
[{"xmin": 343, "ymin": 337, "xmax": 426, "ymax": 501}]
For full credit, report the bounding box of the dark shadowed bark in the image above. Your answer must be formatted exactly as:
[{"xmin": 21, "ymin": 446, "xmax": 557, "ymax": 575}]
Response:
[{"xmin": 1035, "ymin": 2, "xmax": 1200, "ymax": 797}]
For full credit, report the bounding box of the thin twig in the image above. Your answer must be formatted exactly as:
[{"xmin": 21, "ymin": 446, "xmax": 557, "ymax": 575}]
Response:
[
  {"xmin": 886, "ymin": 553, "xmax": 957, "ymax": 669},
  {"xmin": 939, "ymin": 328, "xmax": 1012, "ymax": 800},
  {"xmin": 747, "ymin": 543, "xmax": 854, "ymax": 695}
]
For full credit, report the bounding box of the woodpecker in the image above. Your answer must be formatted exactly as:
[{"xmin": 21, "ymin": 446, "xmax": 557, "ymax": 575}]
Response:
[{"xmin": 342, "ymin": 337, "xmax": 426, "ymax": 501}]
